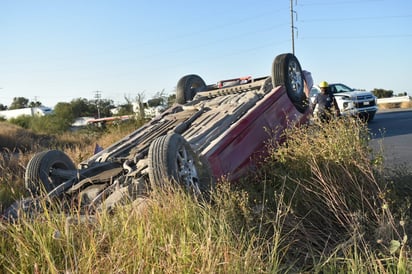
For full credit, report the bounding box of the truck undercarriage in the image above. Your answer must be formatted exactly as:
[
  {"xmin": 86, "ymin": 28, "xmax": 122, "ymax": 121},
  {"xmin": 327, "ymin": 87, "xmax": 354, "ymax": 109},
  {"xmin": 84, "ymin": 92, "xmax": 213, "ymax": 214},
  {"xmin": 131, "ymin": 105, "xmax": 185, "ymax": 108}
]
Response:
[{"xmin": 2, "ymin": 53, "xmax": 311, "ymax": 221}]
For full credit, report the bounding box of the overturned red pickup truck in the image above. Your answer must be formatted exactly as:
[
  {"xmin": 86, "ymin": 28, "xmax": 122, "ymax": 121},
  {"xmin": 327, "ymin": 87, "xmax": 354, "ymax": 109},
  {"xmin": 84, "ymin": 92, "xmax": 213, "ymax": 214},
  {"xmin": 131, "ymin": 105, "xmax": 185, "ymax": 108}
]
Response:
[{"xmin": 3, "ymin": 53, "xmax": 312, "ymax": 220}]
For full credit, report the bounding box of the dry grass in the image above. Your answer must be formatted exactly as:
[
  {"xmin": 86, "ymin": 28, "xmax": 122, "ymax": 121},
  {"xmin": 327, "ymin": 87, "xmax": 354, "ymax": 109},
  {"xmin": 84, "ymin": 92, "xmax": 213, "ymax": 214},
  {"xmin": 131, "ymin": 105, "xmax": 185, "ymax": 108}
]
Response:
[
  {"xmin": 0, "ymin": 120, "xmax": 140, "ymax": 166},
  {"xmin": 0, "ymin": 122, "xmax": 43, "ymax": 152},
  {"xmin": 239, "ymin": 117, "xmax": 411, "ymax": 270},
  {"xmin": 378, "ymin": 101, "xmax": 412, "ymax": 110},
  {"xmin": 0, "ymin": 186, "xmax": 287, "ymax": 273},
  {"xmin": 0, "ymin": 121, "xmax": 96, "ymax": 155},
  {"xmin": 0, "ymin": 117, "xmax": 411, "ymax": 272},
  {"xmin": 400, "ymin": 101, "xmax": 412, "ymax": 109}
]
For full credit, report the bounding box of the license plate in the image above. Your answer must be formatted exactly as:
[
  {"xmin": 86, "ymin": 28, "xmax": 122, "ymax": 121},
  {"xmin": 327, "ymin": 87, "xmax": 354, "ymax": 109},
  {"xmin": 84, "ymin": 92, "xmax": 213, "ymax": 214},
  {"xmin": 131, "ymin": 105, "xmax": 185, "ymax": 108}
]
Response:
[{"xmin": 363, "ymin": 101, "xmax": 370, "ymax": 105}]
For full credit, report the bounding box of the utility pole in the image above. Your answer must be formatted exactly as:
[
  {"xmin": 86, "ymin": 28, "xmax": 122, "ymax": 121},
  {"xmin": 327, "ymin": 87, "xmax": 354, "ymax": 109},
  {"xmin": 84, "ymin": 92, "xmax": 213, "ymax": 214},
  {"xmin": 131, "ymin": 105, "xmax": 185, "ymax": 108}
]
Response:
[
  {"xmin": 290, "ymin": 0, "xmax": 297, "ymax": 55},
  {"xmin": 94, "ymin": 90, "xmax": 102, "ymax": 119}
]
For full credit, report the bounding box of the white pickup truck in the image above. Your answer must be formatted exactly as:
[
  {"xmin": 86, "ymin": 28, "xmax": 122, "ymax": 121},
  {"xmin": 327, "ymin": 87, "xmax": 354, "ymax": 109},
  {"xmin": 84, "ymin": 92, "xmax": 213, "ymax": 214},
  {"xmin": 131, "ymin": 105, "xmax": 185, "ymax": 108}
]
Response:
[{"xmin": 310, "ymin": 83, "xmax": 378, "ymax": 122}]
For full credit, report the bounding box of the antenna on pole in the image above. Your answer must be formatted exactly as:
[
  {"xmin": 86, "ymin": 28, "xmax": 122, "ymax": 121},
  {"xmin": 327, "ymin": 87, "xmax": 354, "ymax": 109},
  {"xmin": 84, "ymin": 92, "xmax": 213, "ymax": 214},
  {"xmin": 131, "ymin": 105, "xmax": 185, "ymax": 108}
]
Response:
[
  {"xmin": 290, "ymin": 0, "xmax": 298, "ymax": 55},
  {"xmin": 94, "ymin": 90, "xmax": 102, "ymax": 119}
]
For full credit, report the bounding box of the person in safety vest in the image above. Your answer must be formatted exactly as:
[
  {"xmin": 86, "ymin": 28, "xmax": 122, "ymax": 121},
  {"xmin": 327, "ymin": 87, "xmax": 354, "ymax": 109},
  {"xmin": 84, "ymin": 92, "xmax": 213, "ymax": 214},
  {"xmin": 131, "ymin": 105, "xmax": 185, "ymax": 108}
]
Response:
[{"xmin": 312, "ymin": 81, "xmax": 340, "ymax": 122}]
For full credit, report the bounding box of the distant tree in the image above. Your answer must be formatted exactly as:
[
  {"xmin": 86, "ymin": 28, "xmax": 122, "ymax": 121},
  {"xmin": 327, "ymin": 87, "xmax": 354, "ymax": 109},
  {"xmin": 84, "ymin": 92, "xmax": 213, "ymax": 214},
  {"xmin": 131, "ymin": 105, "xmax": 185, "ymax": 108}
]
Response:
[
  {"xmin": 115, "ymin": 96, "xmax": 134, "ymax": 116},
  {"xmin": 397, "ymin": 92, "xmax": 407, "ymax": 96},
  {"xmin": 29, "ymin": 101, "xmax": 42, "ymax": 107},
  {"xmin": 372, "ymin": 88, "xmax": 393, "ymax": 99},
  {"xmin": 147, "ymin": 97, "xmax": 164, "ymax": 107},
  {"xmin": 70, "ymin": 98, "xmax": 95, "ymax": 117},
  {"xmin": 96, "ymin": 98, "xmax": 115, "ymax": 118},
  {"xmin": 167, "ymin": 94, "xmax": 176, "ymax": 107},
  {"xmin": 53, "ymin": 97, "xmax": 115, "ymax": 119},
  {"xmin": 0, "ymin": 104, "xmax": 7, "ymax": 110},
  {"xmin": 135, "ymin": 92, "xmax": 146, "ymax": 120},
  {"xmin": 30, "ymin": 115, "xmax": 68, "ymax": 133},
  {"xmin": 86, "ymin": 97, "xmax": 114, "ymax": 118},
  {"xmin": 9, "ymin": 97, "xmax": 29, "ymax": 109},
  {"xmin": 53, "ymin": 102, "xmax": 76, "ymax": 127}
]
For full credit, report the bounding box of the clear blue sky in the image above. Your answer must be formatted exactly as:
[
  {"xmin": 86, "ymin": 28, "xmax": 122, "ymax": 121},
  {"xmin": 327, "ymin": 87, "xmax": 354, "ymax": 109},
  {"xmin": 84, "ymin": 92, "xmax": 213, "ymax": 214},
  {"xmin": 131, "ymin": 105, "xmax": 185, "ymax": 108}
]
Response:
[{"xmin": 1, "ymin": 0, "xmax": 411, "ymax": 108}]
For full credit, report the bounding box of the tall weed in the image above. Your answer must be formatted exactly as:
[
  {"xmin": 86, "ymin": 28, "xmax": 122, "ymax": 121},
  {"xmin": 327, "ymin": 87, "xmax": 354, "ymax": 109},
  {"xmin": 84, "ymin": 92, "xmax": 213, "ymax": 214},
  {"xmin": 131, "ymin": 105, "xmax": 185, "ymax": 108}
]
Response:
[
  {"xmin": 259, "ymin": 117, "xmax": 410, "ymax": 270},
  {"xmin": 0, "ymin": 185, "xmax": 294, "ymax": 273},
  {"xmin": 1, "ymin": 116, "xmax": 411, "ymax": 272}
]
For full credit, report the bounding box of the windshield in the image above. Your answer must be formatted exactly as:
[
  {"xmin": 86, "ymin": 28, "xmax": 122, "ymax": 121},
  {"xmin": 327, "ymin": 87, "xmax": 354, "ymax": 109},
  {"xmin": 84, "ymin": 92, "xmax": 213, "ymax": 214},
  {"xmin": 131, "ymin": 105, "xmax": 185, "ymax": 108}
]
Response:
[
  {"xmin": 309, "ymin": 87, "xmax": 319, "ymax": 97},
  {"xmin": 330, "ymin": 84, "xmax": 355, "ymax": 93}
]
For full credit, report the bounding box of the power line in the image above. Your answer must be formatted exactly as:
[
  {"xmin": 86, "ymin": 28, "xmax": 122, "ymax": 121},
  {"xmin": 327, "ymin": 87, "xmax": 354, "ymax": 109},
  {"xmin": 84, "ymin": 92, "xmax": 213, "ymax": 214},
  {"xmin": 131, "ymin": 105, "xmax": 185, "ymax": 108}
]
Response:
[
  {"xmin": 300, "ymin": 14, "xmax": 412, "ymax": 23},
  {"xmin": 300, "ymin": 33, "xmax": 412, "ymax": 40},
  {"xmin": 298, "ymin": 0, "xmax": 384, "ymax": 6}
]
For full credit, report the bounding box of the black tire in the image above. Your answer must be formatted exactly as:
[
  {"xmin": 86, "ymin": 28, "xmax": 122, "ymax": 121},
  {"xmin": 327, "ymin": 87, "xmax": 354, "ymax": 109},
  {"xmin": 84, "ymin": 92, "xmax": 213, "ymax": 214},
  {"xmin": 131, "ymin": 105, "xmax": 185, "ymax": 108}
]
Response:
[
  {"xmin": 176, "ymin": 74, "xmax": 206, "ymax": 104},
  {"xmin": 272, "ymin": 53, "xmax": 308, "ymax": 113},
  {"xmin": 25, "ymin": 150, "xmax": 76, "ymax": 196},
  {"xmin": 364, "ymin": 112, "xmax": 375, "ymax": 123},
  {"xmin": 148, "ymin": 133, "xmax": 212, "ymax": 193}
]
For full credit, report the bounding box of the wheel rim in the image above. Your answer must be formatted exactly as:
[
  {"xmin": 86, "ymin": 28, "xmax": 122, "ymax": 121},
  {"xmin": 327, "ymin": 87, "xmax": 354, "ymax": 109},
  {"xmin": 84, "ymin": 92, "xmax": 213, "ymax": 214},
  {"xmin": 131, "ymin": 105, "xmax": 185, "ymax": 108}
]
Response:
[
  {"xmin": 176, "ymin": 145, "xmax": 200, "ymax": 191},
  {"xmin": 288, "ymin": 59, "xmax": 303, "ymax": 95}
]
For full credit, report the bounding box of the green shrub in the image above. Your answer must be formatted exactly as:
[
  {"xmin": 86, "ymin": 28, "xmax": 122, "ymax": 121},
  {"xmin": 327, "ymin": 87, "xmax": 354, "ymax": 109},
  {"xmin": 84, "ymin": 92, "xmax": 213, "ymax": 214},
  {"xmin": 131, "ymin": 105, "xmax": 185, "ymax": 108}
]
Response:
[{"xmin": 9, "ymin": 115, "xmax": 32, "ymax": 129}]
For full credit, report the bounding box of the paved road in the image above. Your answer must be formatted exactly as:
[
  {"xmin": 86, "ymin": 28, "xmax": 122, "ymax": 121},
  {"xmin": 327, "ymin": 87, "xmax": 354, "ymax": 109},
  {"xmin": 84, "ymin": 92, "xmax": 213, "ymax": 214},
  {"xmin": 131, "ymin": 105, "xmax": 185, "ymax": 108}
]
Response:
[{"xmin": 368, "ymin": 109, "xmax": 412, "ymax": 169}]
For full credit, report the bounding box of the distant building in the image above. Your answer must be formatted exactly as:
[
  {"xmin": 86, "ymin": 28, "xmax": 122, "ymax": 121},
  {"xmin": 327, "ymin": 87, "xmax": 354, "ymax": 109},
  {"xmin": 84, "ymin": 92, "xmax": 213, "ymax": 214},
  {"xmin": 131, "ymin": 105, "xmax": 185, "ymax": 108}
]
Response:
[
  {"xmin": 110, "ymin": 98, "xmax": 168, "ymax": 119},
  {"xmin": 0, "ymin": 106, "xmax": 53, "ymax": 120},
  {"xmin": 132, "ymin": 102, "xmax": 166, "ymax": 118}
]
